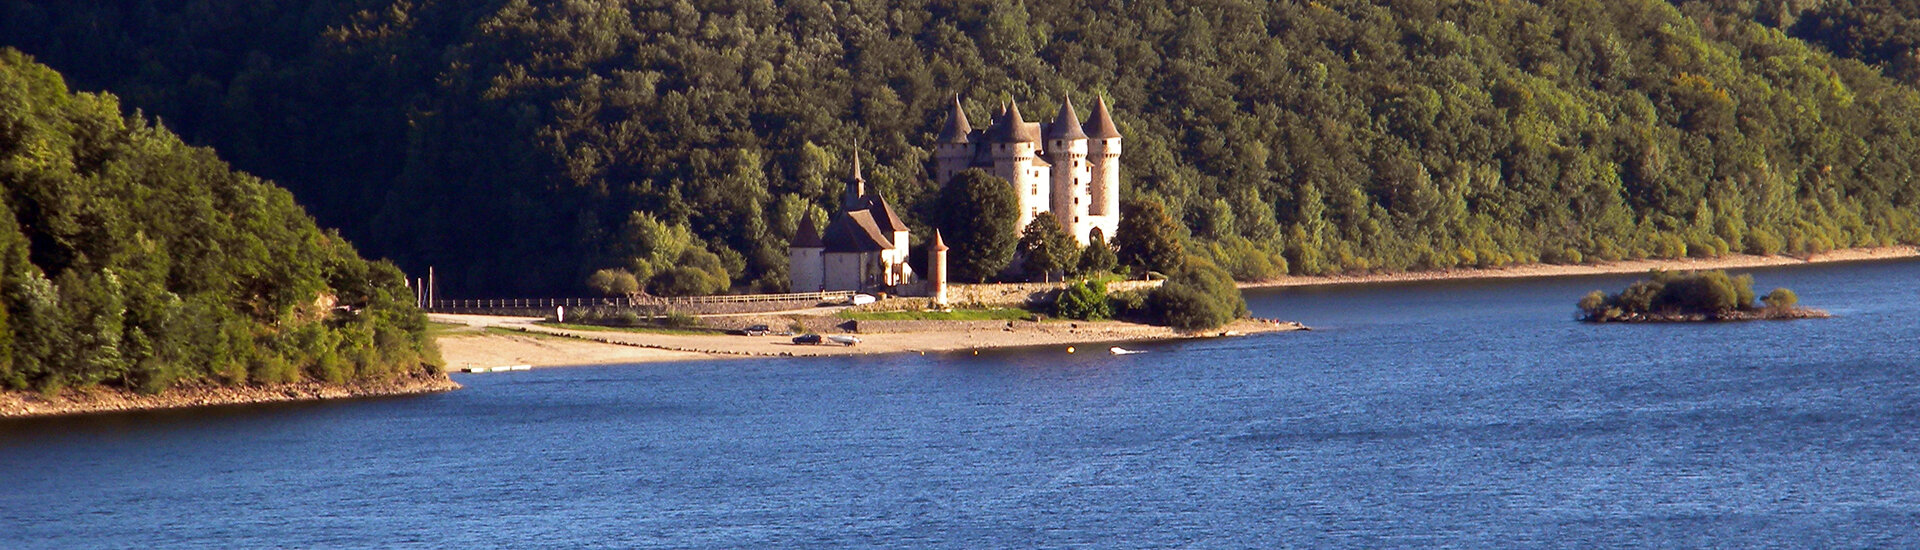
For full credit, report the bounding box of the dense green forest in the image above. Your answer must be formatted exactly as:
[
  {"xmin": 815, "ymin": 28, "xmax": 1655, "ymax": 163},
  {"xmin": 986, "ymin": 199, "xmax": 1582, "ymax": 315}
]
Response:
[
  {"xmin": 0, "ymin": 50, "xmax": 439, "ymax": 393},
  {"xmin": 4, "ymin": 0, "xmax": 1920, "ymax": 297}
]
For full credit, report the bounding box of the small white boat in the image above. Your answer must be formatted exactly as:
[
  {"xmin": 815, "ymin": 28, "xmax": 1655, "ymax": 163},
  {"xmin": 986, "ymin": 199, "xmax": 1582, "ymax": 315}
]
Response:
[
  {"xmin": 827, "ymin": 335, "xmax": 861, "ymax": 346},
  {"xmin": 1109, "ymin": 347, "xmax": 1145, "ymax": 355}
]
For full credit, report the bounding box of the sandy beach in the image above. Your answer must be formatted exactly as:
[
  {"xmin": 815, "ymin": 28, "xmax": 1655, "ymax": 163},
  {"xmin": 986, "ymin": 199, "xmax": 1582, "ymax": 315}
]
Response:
[
  {"xmin": 433, "ymin": 314, "xmax": 1304, "ymax": 370},
  {"xmin": 1240, "ymin": 246, "xmax": 1920, "ymax": 289}
]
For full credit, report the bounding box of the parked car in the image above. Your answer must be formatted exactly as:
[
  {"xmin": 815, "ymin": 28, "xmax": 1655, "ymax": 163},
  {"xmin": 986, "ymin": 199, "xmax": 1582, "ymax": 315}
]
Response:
[
  {"xmin": 792, "ymin": 333, "xmax": 823, "ymax": 345},
  {"xmin": 740, "ymin": 324, "xmax": 771, "ymax": 336}
]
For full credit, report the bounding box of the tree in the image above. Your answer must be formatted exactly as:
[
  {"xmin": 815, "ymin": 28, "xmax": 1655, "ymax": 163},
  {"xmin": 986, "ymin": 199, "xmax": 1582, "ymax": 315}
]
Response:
[
  {"xmin": 1115, "ymin": 200, "xmax": 1185, "ymax": 277},
  {"xmin": 587, "ymin": 268, "xmax": 640, "ymax": 302},
  {"xmin": 1018, "ymin": 215, "xmax": 1076, "ymax": 282},
  {"xmin": 936, "ymin": 169, "xmax": 1019, "ymax": 283},
  {"xmin": 1077, "ymin": 228, "xmax": 1118, "ymax": 275}
]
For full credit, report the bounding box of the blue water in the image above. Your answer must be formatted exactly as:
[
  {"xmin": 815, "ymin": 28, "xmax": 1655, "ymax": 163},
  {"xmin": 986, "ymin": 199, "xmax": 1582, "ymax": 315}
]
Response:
[{"xmin": 4, "ymin": 260, "xmax": 1919, "ymax": 548}]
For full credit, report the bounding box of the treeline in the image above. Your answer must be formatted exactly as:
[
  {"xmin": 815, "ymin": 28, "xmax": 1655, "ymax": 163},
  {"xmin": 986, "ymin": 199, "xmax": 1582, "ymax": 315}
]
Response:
[
  {"xmin": 0, "ymin": 50, "xmax": 439, "ymax": 394},
  {"xmin": 5, "ymin": 0, "xmax": 1920, "ymax": 297}
]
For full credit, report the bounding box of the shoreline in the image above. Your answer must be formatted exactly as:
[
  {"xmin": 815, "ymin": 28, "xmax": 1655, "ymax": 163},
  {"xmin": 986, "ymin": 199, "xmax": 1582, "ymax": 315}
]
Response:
[
  {"xmin": 0, "ymin": 374, "xmax": 460, "ymax": 419},
  {"xmin": 433, "ymin": 314, "xmax": 1304, "ymax": 370},
  {"xmin": 1237, "ymin": 246, "xmax": 1920, "ymax": 289}
]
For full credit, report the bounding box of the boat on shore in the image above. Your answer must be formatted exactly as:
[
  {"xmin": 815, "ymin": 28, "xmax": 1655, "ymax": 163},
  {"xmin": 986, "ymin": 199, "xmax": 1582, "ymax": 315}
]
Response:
[{"xmin": 827, "ymin": 335, "xmax": 861, "ymax": 346}]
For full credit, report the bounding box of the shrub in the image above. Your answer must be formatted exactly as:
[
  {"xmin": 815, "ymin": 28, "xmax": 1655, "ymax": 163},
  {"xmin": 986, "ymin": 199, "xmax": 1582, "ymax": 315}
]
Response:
[
  {"xmin": 1054, "ymin": 280, "xmax": 1113, "ymax": 321},
  {"xmin": 1762, "ymin": 288, "xmax": 1798, "ymax": 309},
  {"xmin": 1147, "ymin": 258, "xmax": 1247, "ymax": 330},
  {"xmin": 662, "ymin": 311, "xmax": 700, "ymax": 329}
]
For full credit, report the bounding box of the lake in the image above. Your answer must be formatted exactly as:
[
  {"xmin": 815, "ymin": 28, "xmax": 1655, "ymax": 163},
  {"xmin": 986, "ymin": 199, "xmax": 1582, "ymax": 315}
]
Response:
[{"xmin": 4, "ymin": 260, "xmax": 1918, "ymax": 548}]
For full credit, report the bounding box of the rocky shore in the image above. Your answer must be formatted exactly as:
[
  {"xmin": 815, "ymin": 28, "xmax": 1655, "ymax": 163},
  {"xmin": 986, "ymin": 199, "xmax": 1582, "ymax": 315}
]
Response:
[
  {"xmin": 1582, "ymin": 307, "xmax": 1832, "ymax": 323},
  {"xmin": 0, "ymin": 374, "xmax": 461, "ymax": 418}
]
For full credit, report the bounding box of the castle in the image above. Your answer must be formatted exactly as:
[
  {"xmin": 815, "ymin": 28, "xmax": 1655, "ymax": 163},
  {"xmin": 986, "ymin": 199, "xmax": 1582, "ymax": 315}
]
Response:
[
  {"xmin": 935, "ymin": 94, "xmax": 1123, "ymax": 245},
  {"xmin": 788, "ymin": 93, "xmax": 1124, "ymax": 293}
]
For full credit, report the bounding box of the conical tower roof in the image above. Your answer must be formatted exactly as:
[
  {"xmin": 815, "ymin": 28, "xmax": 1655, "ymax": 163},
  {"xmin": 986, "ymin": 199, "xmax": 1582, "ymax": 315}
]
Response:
[
  {"xmin": 792, "ymin": 211, "xmax": 823, "ymax": 248},
  {"xmin": 937, "ymin": 95, "xmax": 971, "ymax": 144},
  {"xmin": 1045, "ymin": 94, "xmax": 1088, "ymax": 140},
  {"xmin": 1084, "ymin": 95, "xmax": 1121, "ymax": 139},
  {"xmin": 932, "ymin": 229, "xmax": 949, "ymax": 252},
  {"xmin": 989, "ymin": 99, "xmax": 1041, "ymax": 143}
]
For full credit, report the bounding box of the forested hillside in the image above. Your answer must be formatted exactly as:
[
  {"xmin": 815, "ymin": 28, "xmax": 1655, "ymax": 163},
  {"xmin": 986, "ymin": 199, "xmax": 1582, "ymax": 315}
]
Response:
[
  {"xmin": 4, "ymin": 0, "xmax": 1919, "ymax": 296},
  {"xmin": 0, "ymin": 50, "xmax": 439, "ymax": 394}
]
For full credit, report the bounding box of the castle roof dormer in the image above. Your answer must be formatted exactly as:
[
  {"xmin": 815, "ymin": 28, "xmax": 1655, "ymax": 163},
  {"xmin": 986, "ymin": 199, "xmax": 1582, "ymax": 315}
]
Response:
[
  {"xmin": 1045, "ymin": 94, "xmax": 1088, "ymax": 140},
  {"xmin": 1085, "ymin": 95, "xmax": 1121, "ymax": 139},
  {"xmin": 937, "ymin": 95, "xmax": 971, "ymax": 144},
  {"xmin": 989, "ymin": 99, "xmax": 1041, "ymax": 143}
]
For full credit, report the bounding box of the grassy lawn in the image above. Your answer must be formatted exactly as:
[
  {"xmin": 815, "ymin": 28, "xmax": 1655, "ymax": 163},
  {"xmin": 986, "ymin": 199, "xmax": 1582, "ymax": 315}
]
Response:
[
  {"xmin": 535, "ymin": 321, "xmax": 720, "ymax": 336},
  {"xmin": 836, "ymin": 308, "xmax": 1035, "ymax": 321},
  {"xmin": 427, "ymin": 321, "xmax": 475, "ymax": 336},
  {"xmin": 480, "ymin": 326, "xmax": 581, "ymax": 341}
]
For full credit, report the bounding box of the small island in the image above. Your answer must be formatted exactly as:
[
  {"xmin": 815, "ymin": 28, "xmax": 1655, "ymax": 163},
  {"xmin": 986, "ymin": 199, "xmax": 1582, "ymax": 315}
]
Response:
[{"xmin": 1578, "ymin": 270, "xmax": 1826, "ymax": 323}]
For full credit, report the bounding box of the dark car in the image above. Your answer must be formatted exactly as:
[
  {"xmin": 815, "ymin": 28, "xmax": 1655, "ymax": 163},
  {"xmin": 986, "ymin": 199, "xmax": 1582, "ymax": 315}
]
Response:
[
  {"xmin": 742, "ymin": 324, "xmax": 771, "ymax": 336},
  {"xmin": 792, "ymin": 333, "xmax": 823, "ymax": 345}
]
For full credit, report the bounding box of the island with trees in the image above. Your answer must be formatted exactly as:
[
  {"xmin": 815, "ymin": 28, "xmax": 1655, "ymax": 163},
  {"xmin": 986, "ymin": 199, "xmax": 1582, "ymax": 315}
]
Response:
[{"xmin": 1577, "ymin": 270, "xmax": 1825, "ymax": 323}]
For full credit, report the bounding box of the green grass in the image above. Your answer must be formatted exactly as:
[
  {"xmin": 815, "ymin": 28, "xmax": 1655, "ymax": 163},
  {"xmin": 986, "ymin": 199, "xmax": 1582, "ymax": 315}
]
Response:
[
  {"xmin": 481, "ymin": 326, "xmax": 578, "ymax": 341},
  {"xmin": 536, "ymin": 321, "xmax": 719, "ymax": 336},
  {"xmin": 427, "ymin": 321, "xmax": 474, "ymax": 336},
  {"xmin": 836, "ymin": 308, "xmax": 1035, "ymax": 321}
]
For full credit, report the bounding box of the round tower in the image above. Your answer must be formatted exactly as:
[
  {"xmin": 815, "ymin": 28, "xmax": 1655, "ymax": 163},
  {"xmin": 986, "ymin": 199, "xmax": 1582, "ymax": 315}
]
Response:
[
  {"xmin": 1045, "ymin": 93, "xmax": 1092, "ymax": 243},
  {"xmin": 1084, "ymin": 95, "xmax": 1123, "ymax": 240},
  {"xmin": 929, "ymin": 230, "xmax": 949, "ymax": 307},
  {"xmin": 990, "ymin": 99, "xmax": 1047, "ymax": 231},
  {"xmin": 934, "ymin": 95, "xmax": 973, "ymax": 186}
]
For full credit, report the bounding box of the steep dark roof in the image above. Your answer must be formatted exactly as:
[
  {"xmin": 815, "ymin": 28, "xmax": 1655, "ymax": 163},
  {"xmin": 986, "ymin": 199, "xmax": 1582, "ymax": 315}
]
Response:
[
  {"xmin": 937, "ymin": 95, "xmax": 971, "ymax": 144},
  {"xmin": 821, "ymin": 210, "xmax": 892, "ymax": 253},
  {"xmin": 863, "ymin": 193, "xmax": 908, "ymax": 233},
  {"xmin": 1045, "ymin": 95, "xmax": 1088, "ymax": 140},
  {"xmin": 989, "ymin": 100, "xmax": 1042, "ymax": 143},
  {"xmin": 791, "ymin": 211, "xmax": 823, "ymax": 248},
  {"xmin": 1085, "ymin": 95, "xmax": 1121, "ymax": 139}
]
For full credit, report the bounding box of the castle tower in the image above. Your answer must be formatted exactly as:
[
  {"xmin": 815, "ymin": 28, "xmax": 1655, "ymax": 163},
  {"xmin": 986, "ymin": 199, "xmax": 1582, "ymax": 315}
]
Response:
[
  {"xmin": 934, "ymin": 95, "xmax": 973, "ymax": 186},
  {"xmin": 929, "ymin": 230, "xmax": 949, "ymax": 307},
  {"xmin": 787, "ymin": 211, "xmax": 824, "ymax": 292},
  {"xmin": 1083, "ymin": 95, "xmax": 1123, "ymax": 241},
  {"xmin": 1045, "ymin": 93, "xmax": 1093, "ymax": 243},
  {"xmin": 990, "ymin": 99, "xmax": 1049, "ymax": 232}
]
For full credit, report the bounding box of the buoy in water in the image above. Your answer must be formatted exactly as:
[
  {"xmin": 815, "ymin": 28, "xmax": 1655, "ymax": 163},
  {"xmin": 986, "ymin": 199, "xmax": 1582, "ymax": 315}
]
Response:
[{"xmin": 1067, "ymin": 346, "xmax": 1075, "ymax": 354}]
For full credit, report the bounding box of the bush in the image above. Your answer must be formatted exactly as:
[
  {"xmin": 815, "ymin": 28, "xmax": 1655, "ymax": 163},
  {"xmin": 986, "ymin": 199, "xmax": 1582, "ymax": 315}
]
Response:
[
  {"xmin": 1108, "ymin": 289, "xmax": 1149, "ymax": 318},
  {"xmin": 1762, "ymin": 288, "xmax": 1798, "ymax": 309},
  {"xmin": 1147, "ymin": 258, "xmax": 1247, "ymax": 330},
  {"xmin": 662, "ymin": 311, "xmax": 700, "ymax": 329},
  {"xmin": 1054, "ymin": 280, "xmax": 1113, "ymax": 321}
]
